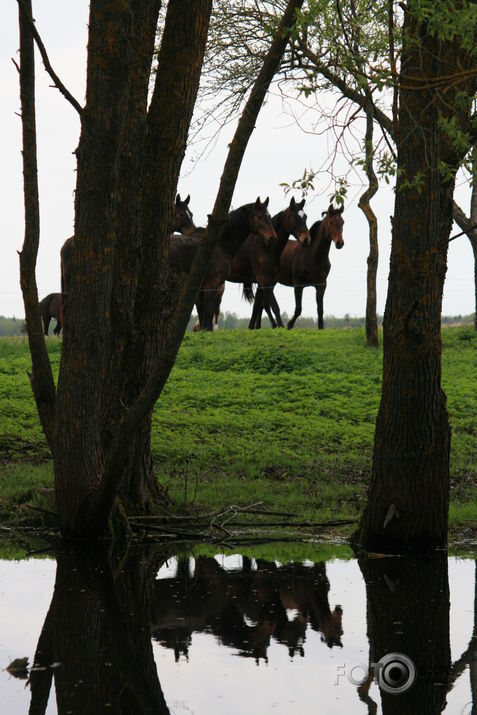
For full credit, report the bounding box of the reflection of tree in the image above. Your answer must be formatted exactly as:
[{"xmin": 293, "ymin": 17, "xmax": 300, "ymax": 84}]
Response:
[
  {"xmin": 28, "ymin": 545, "xmax": 171, "ymax": 715},
  {"xmin": 151, "ymin": 557, "xmax": 343, "ymax": 664},
  {"xmin": 359, "ymin": 554, "xmax": 450, "ymax": 714}
]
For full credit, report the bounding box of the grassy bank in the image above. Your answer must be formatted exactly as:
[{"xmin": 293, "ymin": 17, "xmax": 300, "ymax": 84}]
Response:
[{"xmin": 0, "ymin": 328, "xmax": 476, "ymax": 535}]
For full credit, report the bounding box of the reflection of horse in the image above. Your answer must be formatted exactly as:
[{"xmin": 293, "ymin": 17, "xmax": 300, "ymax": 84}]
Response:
[
  {"xmin": 60, "ymin": 193, "xmax": 196, "ymax": 320},
  {"xmin": 39, "ymin": 293, "xmax": 63, "ymax": 336},
  {"xmin": 274, "ymin": 204, "xmax": 345, "ymax": 330},
  {"xmin": 169, "ymin": 198, "xmax": 277, "ymax": 331},
  {"xmin": 151, "ymin": 556, "xmax": 343, "ymax": 664},
  {"xmin": 225, "ymin": 197, "xmax": 311, "ymax": 329}
]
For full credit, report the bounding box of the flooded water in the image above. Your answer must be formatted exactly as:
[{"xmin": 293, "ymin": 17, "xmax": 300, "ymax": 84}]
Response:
[{"xmin": 0, "ymin": 543, "xmax": 476, "ymax": 714}]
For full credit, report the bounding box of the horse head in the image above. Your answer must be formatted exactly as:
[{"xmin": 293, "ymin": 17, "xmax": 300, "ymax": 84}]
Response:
[
  {"xmin": 284, "ymin": 197, "xmax": 311, "ymax": 245},
  {"xmin": 249, "ymin": 197, "xmax": 277, "ymax": 245},
  {"xmin": 322, "ymin": 204, "xmax": 344, "ymax": 249},
  {"xmin": 173, "ymin": 193, "xmax": 196, "ymax": 235}
]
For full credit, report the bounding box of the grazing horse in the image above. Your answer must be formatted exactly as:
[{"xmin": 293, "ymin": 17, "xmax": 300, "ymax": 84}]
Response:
[
  {"xmin": 60, "ymin": 193, "xmax": 196, "ymax": 320},
  {"xmin": 278, "ymin": 204, "xmax": 344, "ymax": 329},
  {"xmin": 228, "ymin": 197, "xmax": 311, "ymax": 329},
  {"xmin": 39, "ymin": 293, "xmax": 63, "ymax": 336},
  {"xmin": 169, "ymin": 198, "xmax": 277, "ymax": 331}
]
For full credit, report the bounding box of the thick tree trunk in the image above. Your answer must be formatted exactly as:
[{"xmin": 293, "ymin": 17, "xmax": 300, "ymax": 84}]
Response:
[
  {"xmin": 54, "ymin": 1, "xmax": 167, "ymax": 534},
  {"xmin": 356, "ymin": 7, "xmax": 476, "ymax": 552},
  {"xmin": 117, "ymin": 0, "xmax": 212, "ymax": 509}
]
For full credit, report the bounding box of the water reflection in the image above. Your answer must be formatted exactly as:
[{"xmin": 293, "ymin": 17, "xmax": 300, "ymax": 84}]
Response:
[
  {"xmin": 2, "ymin": 545, "xmax": 474, "ymax": 714},
  {"xmin": 28, "ymin": 545, "xmax": 171, "ymax": 715},
  {"xmin": 151, "ymin": 557, "xmax": 343, "ymax": 663}
]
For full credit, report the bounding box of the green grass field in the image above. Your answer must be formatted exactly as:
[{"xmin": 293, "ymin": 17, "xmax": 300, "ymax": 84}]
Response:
[{"xmin": 0, "ymin": 327, "xmax": 476, "ymax": 531}]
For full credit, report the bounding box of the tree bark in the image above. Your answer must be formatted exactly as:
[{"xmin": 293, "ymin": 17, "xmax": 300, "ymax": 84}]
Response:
[{"xmin": 355, "ymin": 5, "xmax": 477, "ymax": 552}]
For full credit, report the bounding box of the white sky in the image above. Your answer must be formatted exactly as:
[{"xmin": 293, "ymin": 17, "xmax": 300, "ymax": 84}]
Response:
[{"xmin": 1, "ymin": 1, "xmax": 475, "ymax": 321}]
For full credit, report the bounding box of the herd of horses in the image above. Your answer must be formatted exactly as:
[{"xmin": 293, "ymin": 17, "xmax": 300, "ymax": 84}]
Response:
[{"xmin": 40, "ymin": 193, "xmax": 345, "ymax": 336}]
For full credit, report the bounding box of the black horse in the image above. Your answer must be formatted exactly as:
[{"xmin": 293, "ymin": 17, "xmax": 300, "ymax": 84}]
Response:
[
  {"xmin": 169, "ymin": 198, "xmax": 277, "ymax": 331},
  {"xmin": 39, "ymin": 293, "xmax": 63, "ymax": 336}
]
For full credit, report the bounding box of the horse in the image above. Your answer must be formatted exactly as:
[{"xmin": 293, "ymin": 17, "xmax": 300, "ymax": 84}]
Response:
[
  {"xmin": 227, "ymin": 197, "xmax": 311, "ymax": 329},
  {"xmin": 172, "ymin": 193, "xmax": 196, "ymax": 235},
  {"xmin": 169, "ymin": 198, "xmax": 277, "ymax": 331},
  {"xmin": 60, "ymin": 193, "xmax": 197, "ymax": 320},
  {"xmin": 276, "ymin": 204, "xmax": 344, "ymax": 329},
  {"xmin": 39, "ymin": 292, "xmax": 63, "ymax": 336}
]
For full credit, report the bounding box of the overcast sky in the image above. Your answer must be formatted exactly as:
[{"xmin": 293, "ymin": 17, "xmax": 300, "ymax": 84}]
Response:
[{"xmin": 1, "ymin": 1, "xmax": 475, "ymax": 322}]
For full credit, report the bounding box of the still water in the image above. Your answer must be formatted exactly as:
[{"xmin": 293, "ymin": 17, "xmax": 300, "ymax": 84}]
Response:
[{"xmin": 0, "ymin": 544, "xmax": 475, "ymax": 714}]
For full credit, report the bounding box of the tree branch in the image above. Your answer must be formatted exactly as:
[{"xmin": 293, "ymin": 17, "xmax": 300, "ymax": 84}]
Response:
[
  {"xmin": 17, "ymin": 0, "xmax": 83, "ymax": 115},
  {"xmin": 17, "ymin": 0, "xmax": 56, "ymax": 453}
]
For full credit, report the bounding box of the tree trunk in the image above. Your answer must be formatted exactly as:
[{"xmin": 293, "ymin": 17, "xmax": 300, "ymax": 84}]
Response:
[
  {"xmin": 355, "ymin": 6, "xmax": 476, "ymax": 552},
  {"xmin": 54, "ymin": 0, "xmax": 158, "ymax": 534},
  {"xmin": 358, "ymin": 95, "xmax": 379, "ymax": 348},
  {"xmin": 17, "ymin": 0, "xmax": 56, "ymax": 453},
  {"xmin": 116, "ymin": 0, "xmax": 212, "ymax": 509},
  {"xmin": 452, "ymin": 148, "xmax": 477, "ymax": 330}
]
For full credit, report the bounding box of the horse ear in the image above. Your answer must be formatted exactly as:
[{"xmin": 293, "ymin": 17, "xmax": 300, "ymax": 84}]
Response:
[
  {"xmin": 255, "ymin": 196, "xmax": 261, "ymax": 208},
  {"xmin": 185, "ymin": 194, "xmax": 190, "ymax": 205},
  {"xmin": 338, "ymin": 205, "xmax": 344, "ymax": 214},
  {"xmin": 264, "ymin": 196, "xmax": 269, "ymax": 207},
  {"xmin": 290, "ymin": 196, "xmax": 296, "ymax": 209},
  {"xmin": 328, "ymin": 203, "xmax": 334, "ymax": 215},
  {"xmin": 176, "ymin": 194, "xmax": 181, "ymax": 204},
  {"xmin": 298, "ymin": 198, "xmax": 305, "ymax": 209}
]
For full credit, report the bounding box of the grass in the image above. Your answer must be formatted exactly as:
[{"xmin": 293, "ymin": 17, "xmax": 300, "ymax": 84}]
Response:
[{"xmin": 0, "ymin": 327, "xmax": 476, "ymax": 535}]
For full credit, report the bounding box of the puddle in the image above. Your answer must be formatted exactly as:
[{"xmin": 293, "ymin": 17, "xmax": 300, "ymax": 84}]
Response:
[{"xmin": 0, "ymin": 546, "xmax": 475, "ymax": 713}]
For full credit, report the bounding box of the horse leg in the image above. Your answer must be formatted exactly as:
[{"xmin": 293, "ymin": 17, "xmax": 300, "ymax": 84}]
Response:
[
  {"xmin": 264, "ymin": 287, "xmax": 283, "ymax": 328},
  {"xmin": 316, "ymin": 284, "xmax": 326, "ymax": 329},
  {"xmin": 255, "ymin": 288, "xmax": 276, "ymax": 328},
  {"xmin": 249, "ymin": 288, "xmax": 263, "ymax": 329},
  {"xmin": 201, "ymin": 288, "xmax": 216, "ymax": 331},
  {"xmin": 195, "ymin": 291, "xmax": 204, "ymax": 330},
  {"xmin": 287, "ymin": 286, "xmax": 303, "ymax": 330}
]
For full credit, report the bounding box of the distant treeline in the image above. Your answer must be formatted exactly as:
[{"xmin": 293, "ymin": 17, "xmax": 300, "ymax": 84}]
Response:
[
  {"xmin": 0, "ymin": 312, "xmax": 474, "ymax": 337},
  {"xmin": 187, "ymin": 311, "xmax": 475, "ymax": 331}
]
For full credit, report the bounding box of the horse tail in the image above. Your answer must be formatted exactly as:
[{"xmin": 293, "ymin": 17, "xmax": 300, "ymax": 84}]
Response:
[
  {"xmin": 242, "ymin": 283, "xmax": 255, "ymax": 303},
  {"xmin": 38, "ymin": 294, "xmax": 51, "ymax": 335}
]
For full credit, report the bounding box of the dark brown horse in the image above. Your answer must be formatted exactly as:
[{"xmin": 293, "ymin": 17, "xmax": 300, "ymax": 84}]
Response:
[
  {"xmin": 172, "ymin": 193, "xmax": 196, "ymax": 235},
  {"xmin": 277, "ymin": 204, "xmax": 344, "ymax": 329},
  {"xmin": 228, "ymin": 197, "xmax": 311, "ymax": 329},
  {"xmin": 169, "ymin": 198, "xmax": 277, "ymax": 331},
  {"xmin": 39, "ymin": 293, "xmax": 63, "ymax": 336},
  {"xmin": 60, "ymin": 193, "xmax": 196, "ymax": 319}
]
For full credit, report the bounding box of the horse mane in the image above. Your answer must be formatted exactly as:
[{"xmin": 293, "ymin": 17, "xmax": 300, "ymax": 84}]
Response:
[
  {"xmin": 221, "ymin": 203, "xmax": 253, "ymax": 241},
  {"xmin": 309, "ymin": 219, "xmax": 323, "ymax": 241}
]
